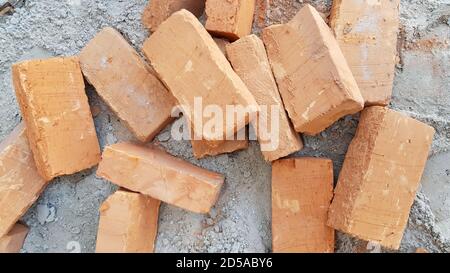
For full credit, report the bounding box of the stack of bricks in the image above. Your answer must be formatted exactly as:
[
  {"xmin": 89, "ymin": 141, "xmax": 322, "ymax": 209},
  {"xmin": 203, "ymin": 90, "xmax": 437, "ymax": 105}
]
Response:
[{"xmin": 0, "ymin": 0, "xmax": 436, "ymax": 253}]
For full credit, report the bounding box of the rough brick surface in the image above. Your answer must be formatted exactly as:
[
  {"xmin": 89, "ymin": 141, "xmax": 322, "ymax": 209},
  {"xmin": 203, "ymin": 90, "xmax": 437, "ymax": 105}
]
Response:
[
  {"xmin": 226, "ymin": 34, "xmax": 303, "ymax": 161},
  {"xmin": 328, "ymin": 106, "xmax": 435, "ymax": 249},
  {"xmin": 142, "ymin": 0, "xmax": 206, "ymax": 32},
  {"xmin": 262, "ymin": 4, "xmax": 364, "ymax": 135},
  {"xmin": 143, "ymin": 10, "xmax": 258, "ymax": 142},
  {"xmin": 205, "ymin": 0, "xmax": 256, "ymax": 41},
  {"xmin": 191, "ymin": 128, "xmax": 248, "ymax": 159},
  {"xmin": 272, "ymin": 158, "xmax": 334, "ymax": 253},
  {"xmin": 96, "ymin": 190, "xmax": 160, "ymax": 253},
  {"xmin": 330, "ymin": 0, "xmax": 400, "ymax": 106},
  {"xmin": 80, "ymin": 27, "xmax": 176, "ymax": 142},
  {"xmin": 0, "ymin": 223, "xmax": 29, "ymax": 253},
  {"xmin": 97, "ymin": 143, "xmax": 224, "ymax": 213},
  {"xmin": 0, "ymin": 123, "xmax": 48, "ymax": 237},
  {"xmin": 12, "ymin": 57, "xmax": 101, "ymax": 180},
  {"xmin": 213, "ymin": 38, "xmax": 230, "ymax": 55}
]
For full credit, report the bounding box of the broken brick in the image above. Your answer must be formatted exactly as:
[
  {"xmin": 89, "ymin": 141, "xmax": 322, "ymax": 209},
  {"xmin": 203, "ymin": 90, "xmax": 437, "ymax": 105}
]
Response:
[
  {"xmin": 205, "ymin": 0, "xmax": 256, "ymax": 41},
  {"xmin": 0, "ymin": 123, "xmax": 48, "ymax": 237},
  {"xmin": 272, "ymin": 158, "xmax": 334, "ymax": 253},
  {"xmin": 79, "ymin": 27, "xmax": 176, "ymax": 142},
  {"xmin": 262, "ymin": 4, "xmax": 364, "ymax": 135},
  {"xmin": 97, "ymin": 143, "xmax": 224, "ymax": 213},
  {"xmin": 328, "ymin": 106, "xmax": 435, "ymax": 249},
  {"xmin": 96, "ymin": 190, "xmax": 160, "ymax": 253},
  {"xmin": 330, "ymin": 0, "xmax": 400, "ymax": 106},
  {"xmin": 143, "ymin": 10, "xmax": 258, "ymax": 142},
  {"xmin": 0, "ymin": 223, "xmax": 29, "ymax": 253},
  {"xmin": 191, "ymin": 128, "xmax": 248, "ymax": 159},
  {"xmin": 226, "ymin": 34, "xmax": 303, "ymax": 161},
  {"xmin": 142, "ymin": 0, "xmax": 206, "ymax": 32},
  {"xmin": 12, "ymin": 57, "xmax": 101, "ymax": 181}
]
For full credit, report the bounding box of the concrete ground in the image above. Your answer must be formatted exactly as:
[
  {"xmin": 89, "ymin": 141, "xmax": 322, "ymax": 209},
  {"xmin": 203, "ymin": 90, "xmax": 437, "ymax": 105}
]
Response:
[{"xmin": 0, "ymin": 0, "xmax": 449, "ymax": 253}]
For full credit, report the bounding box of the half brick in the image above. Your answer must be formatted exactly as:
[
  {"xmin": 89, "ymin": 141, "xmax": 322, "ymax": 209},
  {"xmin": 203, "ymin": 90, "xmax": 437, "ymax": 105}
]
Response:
[
  {"xmin": 80, "ymin": 27, "xmax": 177, "ymax": 142},
  {"xmin": 96, "ymin": 190, "xmax": 160, "ymax": 253},
  {"xmin": 330, "ymin": 0, "xmax": 400, "ymax": 106},
  {"xmin": 12, "ymin": 57, "xmax": 101, "ymax": 180},
  {"xmin": 328, "ymin": 106, "xmax": 435, "ymax": 249},
  {"xmin": 226, "ymin": 34, "xmax": 303, "ymax": 161},
  {"xmin": 97, "ymin": 143, "xmax": 224, "ymax": 213},
  {"xmin": 262, "ymin": 4, "xmax": 364, "ymax": 135},
  {"xmin": 0, "ymin": 123, "xmax": 48, "ymax": 237},
  {"xmin": 272, "ymin": 158, "xmax": 334, "ymax": 253}
]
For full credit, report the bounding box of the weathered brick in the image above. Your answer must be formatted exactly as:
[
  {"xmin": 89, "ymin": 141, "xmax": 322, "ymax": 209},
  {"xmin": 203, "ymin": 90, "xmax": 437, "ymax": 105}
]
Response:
[
  {"xmin": 97, "ymin": 143, "xmax": 224, "ymax": 213},
  {"xmin": 96, "ymin": 190, "xmax": 160, "ymax": 253},
  {"xmin": 191, "ymin": 128, "xmax": 248, "ymax": 159},
  {"xmin": 272, "ymin": 158, "xmax": 334, "ymax": 253},
  {"xmin": 142, "ymin": 0, "xmax": 206, "ymax": 32},
  {"xmin": 330, "ymin": 0, "xmax": 400, "ymax": 106},
  {"xmin": 12, "ymin": 57, "xmax": 101, "ymax": 180},
  {"xmin": 80, "ymin": 27, "xmax": 176, "ymax": 142},
  {"xmin": 226, "ymin": 34, "xmax": 303, "ymax": 161},
  {"xmin": 205, "ymin": 0, "xmax": 256, "ymax": 41},
  {"xmin": 143, "ymin": 10, "xmax": 258, "ymax": 142},
  {"xmin": 0, "ymin": 223, "xmax": 28, "ymax": 253},
  {"xmin": 328, "ymin": 106, "xmax": 435, "ymax": 249},
  {"xmin": 0, "ymin": 123, "xmax": 48, "ymax": 237},
  {"xmin": 262, "ymin": 4, "xmax": 364, "ymax": 135}
]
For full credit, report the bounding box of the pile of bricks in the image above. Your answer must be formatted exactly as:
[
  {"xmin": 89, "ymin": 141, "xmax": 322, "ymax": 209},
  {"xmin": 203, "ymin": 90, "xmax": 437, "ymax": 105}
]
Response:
[{"xmin": 0, "ymin": 0, "xmax": 435, "ymax": 253}]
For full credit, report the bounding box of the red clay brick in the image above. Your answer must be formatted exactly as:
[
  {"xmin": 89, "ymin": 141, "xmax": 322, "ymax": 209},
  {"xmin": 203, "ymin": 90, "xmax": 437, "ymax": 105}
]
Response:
[
  {"xmin": 143, "ymin": 10, "xmax": 258, "ymax": 142},
  {"xmin": 226, "ymin": 34, "xmax": 303, "ymax": 161},
  {"xmin": 328, "ymin": 106, "xmax": 435, "ymax": 249},
  {"xmin": 0, "ymin": 123, "xmax": 48, "ymax": 237},
  {"xmin": 262, "ymin": 4, "xmax": 364, "ymax": 135},
  {"xmin": 97, "ymin": 143, "xmax": 224, "ymax": 213},
  {"xmin": 80, "ymin": 27, "xmax": 176, "ymax": 142},
  {"xmin": 191, "ymin": 128, "xmax": 248, "ymax": 159},
  {"xmin": 142, "ymin": 0, "xmax": 206, "ymax": 32},
  {"xmin": 205, "ymin": 0, "xmax": 256, "ymax": 41},
  {"xmin": 12, "ymin": 57, "xmax": 101, "ymax": 181},
  {"xmin": 96, "ymin": 190, "xmax": 160, "ymax": 253},
  {"xmin": 272, "ymin": 158, "xmax": 334, "ymax": 253},
  {"xmin": 330, "ymin": 0, "xmax": 400, "ymax": 106},
  {"xmin": 0, "ymin": 223, "xmax": 29, "ymax": 253}
]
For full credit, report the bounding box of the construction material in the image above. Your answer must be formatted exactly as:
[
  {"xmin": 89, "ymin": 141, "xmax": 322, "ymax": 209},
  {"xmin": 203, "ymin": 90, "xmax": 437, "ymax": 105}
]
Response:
[{"xmin": 0, "ymin": 223, "xmax": 29, "ymax": 253}]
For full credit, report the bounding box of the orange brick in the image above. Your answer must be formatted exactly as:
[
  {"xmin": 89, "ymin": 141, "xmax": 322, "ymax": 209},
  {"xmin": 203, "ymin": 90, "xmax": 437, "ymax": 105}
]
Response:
[
  {"xmin": 12, "ymin": 57, "xmax": 101, "ymax": 181},
  {"xmin": 191, "ymin": 128, "xmax": 248, "ymax": 159},
  {"xmin": 0, "ymin": 223, "xmax": 29, "ymax": 253},
  {"xmin": 330, "ymin": 0, "xmax": 400, "ymax": 106},
  {"xmin": 328, "ymin": 106, "xmax": 435, "ymax": 249},
  {"xmin": 97, "ymin": 143, "xmax": 224, "ymax": 213},
  {"xmin": 0, "ymin": 123, "xmax": 48, "ymax": 237},
  {"xmin": 143, "ymin": 10, "xmax": 258, "ymax": 142},
  {"xmin": 272, "ymin": 158, "xmax": 334, "ymax": 253},
  {"xmin": 79, "ymin": 27, "xmax": 176, "ymax": 142},
  {"xmin": 262, "ymin": 4, "xmax": 364, "ymax": 135},
  {"xmin": 96, "ymin": 190, "xmax": 160, "ymax": 253},
  {"xmin": 205, "ymin": 0, "xmax": 256, "ymax": 41},
  {"xmin": 142, "ymin": 0, "xmax": 206, "ymax": 32},
  {"xmin": 213, "ymin": 38, "xmax": 230, "ymax": 56},
  {"xmin": 226, "ymin": 34, "xmax": 303, "ymax": 161}
]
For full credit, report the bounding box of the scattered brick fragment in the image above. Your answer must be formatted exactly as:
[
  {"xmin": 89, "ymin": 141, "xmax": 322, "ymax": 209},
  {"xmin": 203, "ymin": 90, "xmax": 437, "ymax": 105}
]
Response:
[
  {"xmin": 80, "ymin": 27, "xmax": 176, "ymax": 142},
  {"xmin": 96, "ymin": 190, "xmax": 160, "ymax": 253},
  {"xmin": 262, "ymin": 4, "xmax": 364, "ymax": 135},
  {"xmin": 142, "ymin": 0, "xmax": 206, "ymax": 32},
  {"xmin": 97, "ymin": 143, "xmax": 224, "ymax": 213},
  {"xmin": 191, "ymin": 128, "xmax": 248, "ymax": 159},
  {"xmin": 0, "ymin": 223, "xmax": 29, "ymax": 253},
  {"xmin": 0, "ymin": 123, "xmax": 48, "ymax": 237},
  {"xmin": 227, "ymin": 34, "xmax": 303, "ymax": 161},
  {"xmin": 12, "ymin": 57, "xmax": 101, "ymax": 180},
  {"xmin": 272, "ymin": 158, "xmax": 334, "ymax": 253},
  {"xmin": 330, "ymin": 0, "xmax": 400, "ymax": 106},
  {"xmin": 143, "ymin": 10, "xmax": 258, "ymax": 142},
  {"xmin": 328, "ymin": 106, "xmax": 435, "ymax": 249},
  {"xmin": 205, "ymin": 0, "xmax": 256, "ymax": 41}
]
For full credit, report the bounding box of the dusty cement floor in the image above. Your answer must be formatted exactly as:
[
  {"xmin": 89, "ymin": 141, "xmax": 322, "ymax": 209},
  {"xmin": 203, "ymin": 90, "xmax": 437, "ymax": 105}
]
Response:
[{"xmin": 0, "ymin": 0, "xmax": 449, "ymax": 253}]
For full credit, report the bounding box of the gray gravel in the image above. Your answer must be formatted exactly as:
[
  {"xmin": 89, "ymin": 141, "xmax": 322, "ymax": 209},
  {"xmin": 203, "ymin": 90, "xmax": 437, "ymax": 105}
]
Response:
[{"xmin": 0, "ymin": 0, "xmax": 449, "ymax": 253}]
